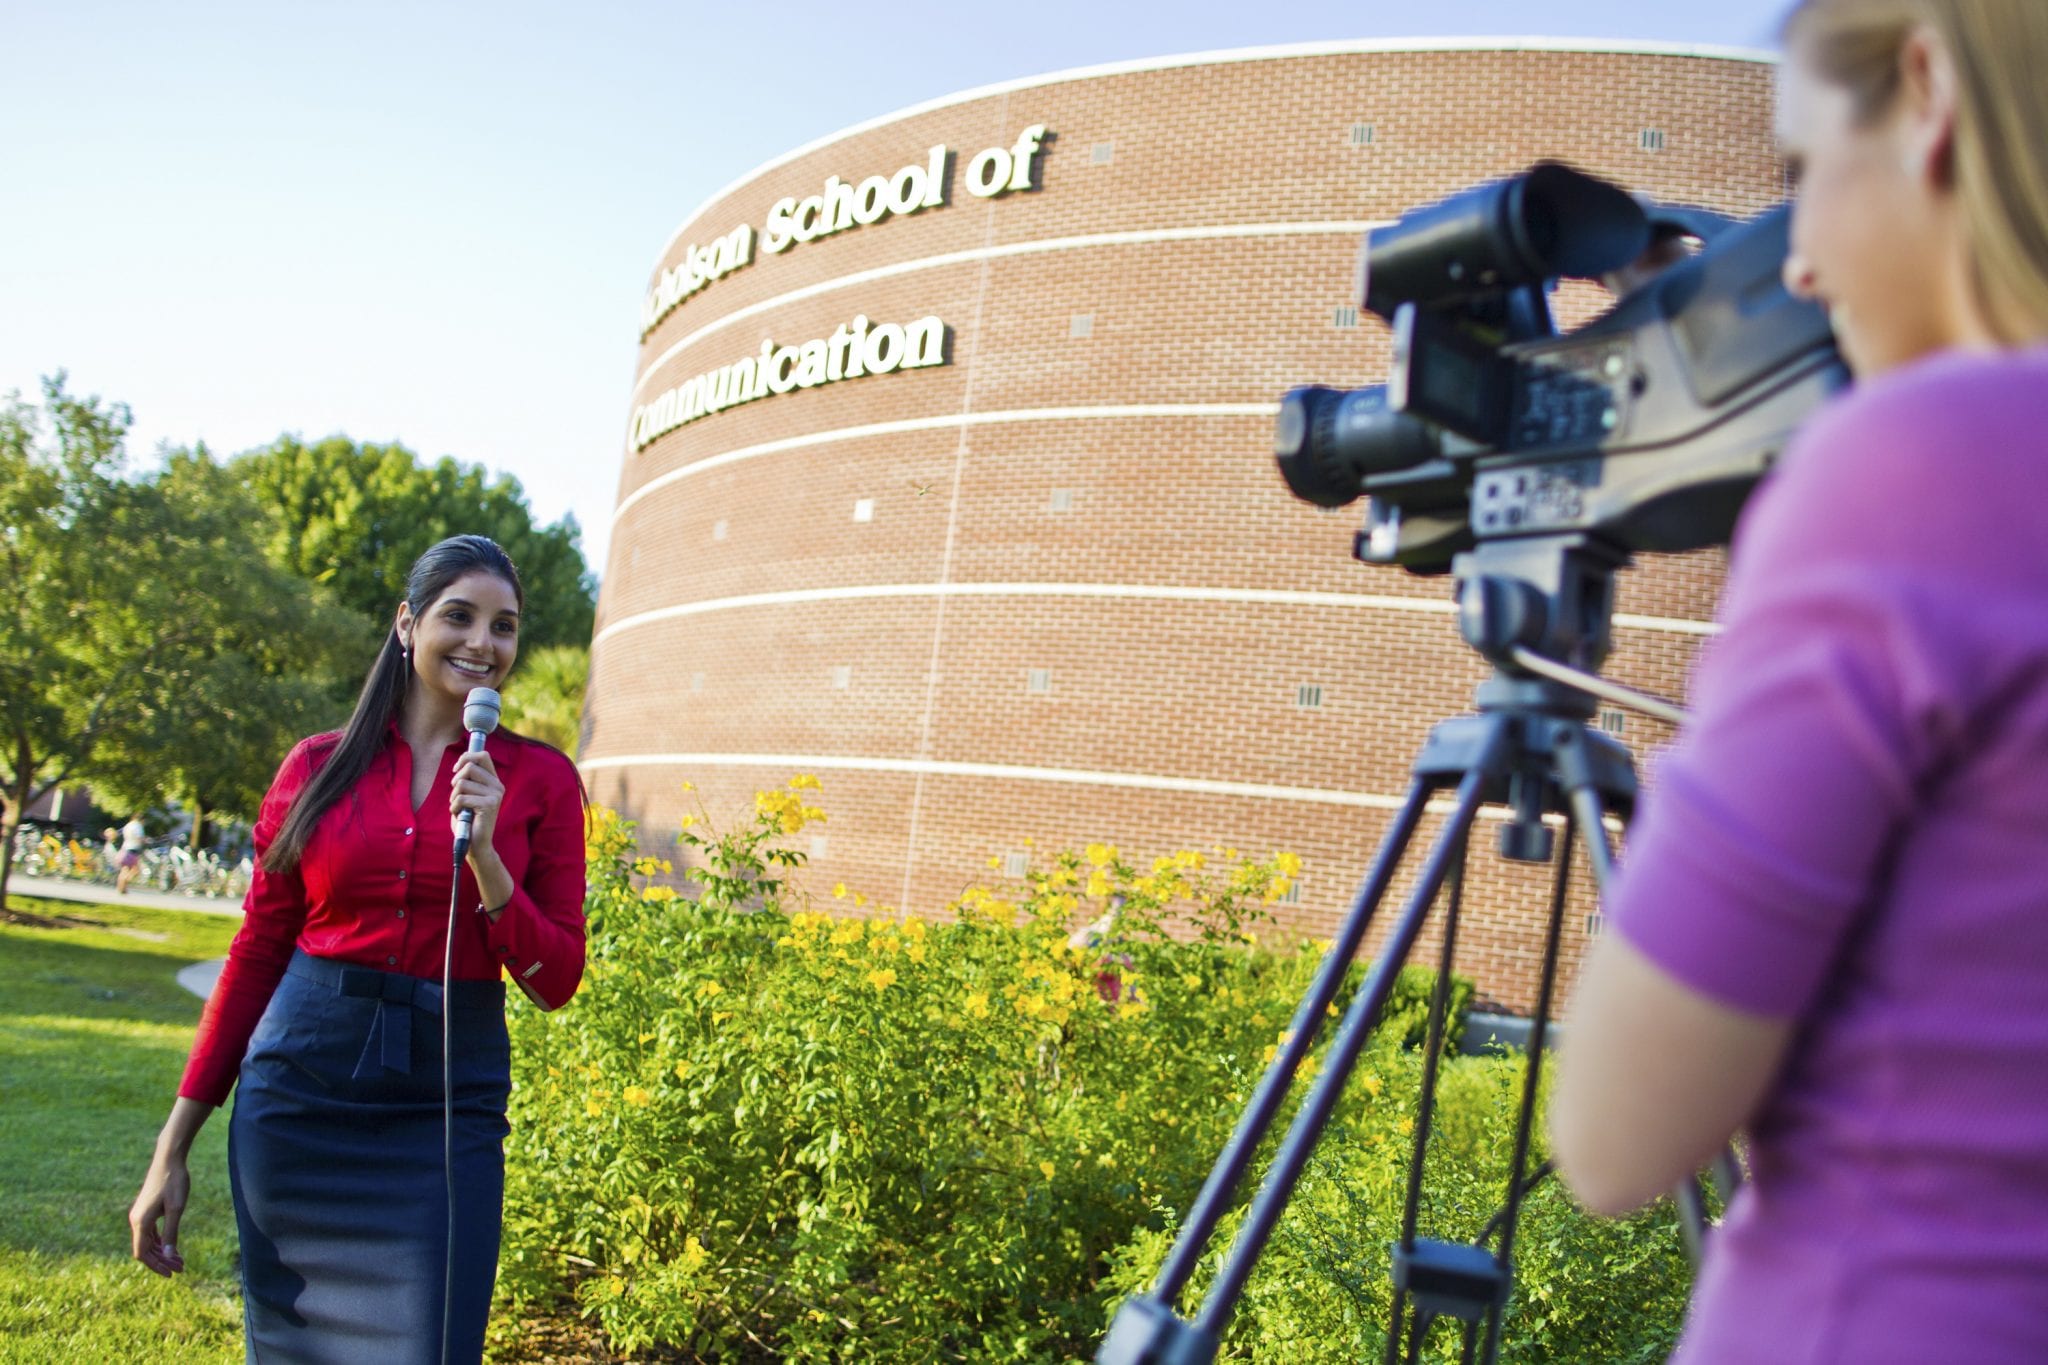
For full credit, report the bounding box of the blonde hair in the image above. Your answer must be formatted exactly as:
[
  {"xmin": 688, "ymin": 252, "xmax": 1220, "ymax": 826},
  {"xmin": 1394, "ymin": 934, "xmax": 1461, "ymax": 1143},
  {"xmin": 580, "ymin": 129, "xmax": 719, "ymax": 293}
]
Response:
[{"xmin": 1783, "ymin": 0, "xmax": 2048, "ymax": 343}]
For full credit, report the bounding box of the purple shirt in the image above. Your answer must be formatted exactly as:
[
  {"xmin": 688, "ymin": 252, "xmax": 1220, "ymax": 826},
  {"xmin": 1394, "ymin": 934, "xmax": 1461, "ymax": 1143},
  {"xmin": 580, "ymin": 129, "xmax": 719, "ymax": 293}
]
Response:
[{"xmin": 1612, "ymin": 348, "xmax": 2048, "ymax": 1362}]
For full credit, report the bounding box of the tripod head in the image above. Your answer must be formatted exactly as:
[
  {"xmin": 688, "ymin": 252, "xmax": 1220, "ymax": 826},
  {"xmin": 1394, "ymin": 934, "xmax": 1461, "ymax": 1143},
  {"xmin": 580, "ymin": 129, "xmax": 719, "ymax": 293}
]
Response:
[{"xmin": 1454, "ymin": 532, "xmax": 1626, "ymax": 715}]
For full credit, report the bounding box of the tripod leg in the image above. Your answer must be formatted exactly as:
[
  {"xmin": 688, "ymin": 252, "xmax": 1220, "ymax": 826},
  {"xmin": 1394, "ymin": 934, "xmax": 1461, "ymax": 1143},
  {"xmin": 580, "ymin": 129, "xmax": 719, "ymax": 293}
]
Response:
[
  {"xmin": 1385, "ymin": 844, "xmax": 1470, "ymax": 1363},
  {"xmin": 1192, "ymin": 757, "xmax": 1500, "ymax": 1341},
  {"xmin": 1144, "ymin": 780, "xmax": 1437, "ymax": 1310},
  {"xmin": 1560, "ymin": 755, "xmax": 1741, "ymax": 1263},
  {"xmin": 1476, "ymin": 812, "xmax": 1578, "ymax": 1365}
]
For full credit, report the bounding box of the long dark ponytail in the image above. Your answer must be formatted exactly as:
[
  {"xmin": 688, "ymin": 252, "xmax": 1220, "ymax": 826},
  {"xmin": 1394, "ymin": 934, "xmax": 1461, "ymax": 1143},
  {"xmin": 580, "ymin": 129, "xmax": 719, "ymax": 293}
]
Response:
[{"xmin": 264, "ymin": 535, "xmax": 524, "ymax": 874}]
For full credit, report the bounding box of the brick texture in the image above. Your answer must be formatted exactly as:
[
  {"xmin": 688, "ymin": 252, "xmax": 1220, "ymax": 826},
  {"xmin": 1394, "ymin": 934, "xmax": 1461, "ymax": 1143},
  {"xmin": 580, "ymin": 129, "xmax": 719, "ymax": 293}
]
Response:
[{"xmin": 590, "ymin": 45, "xmax": 1779, "ymax": 1013}]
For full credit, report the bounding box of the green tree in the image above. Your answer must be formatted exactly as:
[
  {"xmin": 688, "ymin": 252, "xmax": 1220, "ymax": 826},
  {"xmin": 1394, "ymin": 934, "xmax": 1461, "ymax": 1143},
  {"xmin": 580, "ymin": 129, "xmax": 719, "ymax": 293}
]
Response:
[
  {"xmin": 0, "ymin": 377, "xmax": 360, "ymax": 909},
  {"xmin": 501, "ymin": 643, "xmax": 588, "ymax": 755},
  {"xmin": 89, "ymin": 447, "xmax": 368, "ymax": 849},
  {"xmin": 235, "ymin": 435, "xmax": 596, "ymax": 651}
]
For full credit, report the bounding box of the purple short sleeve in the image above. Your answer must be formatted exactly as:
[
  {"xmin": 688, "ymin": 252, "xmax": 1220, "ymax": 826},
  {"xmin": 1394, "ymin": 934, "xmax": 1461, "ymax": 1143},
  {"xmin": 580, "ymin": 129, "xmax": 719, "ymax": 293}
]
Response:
[{"xmin": 1611, "ymin": 372, "xmax": 1984, "ymax": 1018}]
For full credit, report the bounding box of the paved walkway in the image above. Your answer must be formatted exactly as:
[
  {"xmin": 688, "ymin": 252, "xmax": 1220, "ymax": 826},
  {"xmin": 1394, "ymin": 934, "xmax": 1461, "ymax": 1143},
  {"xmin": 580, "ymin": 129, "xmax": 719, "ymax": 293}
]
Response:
[
  {"xmin": 7, "ymin": 874, "xmax": 233, "ymax": 1000},
  {"xmin": 6, "ymin": 873, "xmax": 242, "ymax": 916}
]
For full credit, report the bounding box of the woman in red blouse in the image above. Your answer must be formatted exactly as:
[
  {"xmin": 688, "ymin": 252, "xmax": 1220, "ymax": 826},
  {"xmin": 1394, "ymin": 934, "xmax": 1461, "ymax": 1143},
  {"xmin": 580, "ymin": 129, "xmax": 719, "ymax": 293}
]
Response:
[{"xmin": 128, "ymin": 534, "xmax": 587, "ymax": 1363}]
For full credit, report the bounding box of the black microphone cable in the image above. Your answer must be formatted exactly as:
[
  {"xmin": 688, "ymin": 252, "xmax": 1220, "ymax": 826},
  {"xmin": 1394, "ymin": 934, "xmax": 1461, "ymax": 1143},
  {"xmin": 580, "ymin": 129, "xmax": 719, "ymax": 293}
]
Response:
[{"xmin": 441, "ymin": 864, "xmax": 462, "ymax": 1365}]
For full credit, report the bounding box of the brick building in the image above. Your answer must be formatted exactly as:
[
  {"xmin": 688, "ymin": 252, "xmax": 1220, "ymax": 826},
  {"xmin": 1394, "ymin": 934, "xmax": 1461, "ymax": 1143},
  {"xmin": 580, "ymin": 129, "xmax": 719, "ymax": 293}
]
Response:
[{"xmin": 588, "ymin": 39, "xmax": 1781, "ymax": 1011}]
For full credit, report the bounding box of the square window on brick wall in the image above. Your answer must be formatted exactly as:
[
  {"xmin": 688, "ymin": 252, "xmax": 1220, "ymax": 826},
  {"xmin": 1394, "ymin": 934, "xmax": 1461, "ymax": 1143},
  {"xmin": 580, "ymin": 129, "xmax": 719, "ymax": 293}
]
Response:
[{"xmin": 1069, "ymin": 314, "xmax": 1094, "ymax": 338}]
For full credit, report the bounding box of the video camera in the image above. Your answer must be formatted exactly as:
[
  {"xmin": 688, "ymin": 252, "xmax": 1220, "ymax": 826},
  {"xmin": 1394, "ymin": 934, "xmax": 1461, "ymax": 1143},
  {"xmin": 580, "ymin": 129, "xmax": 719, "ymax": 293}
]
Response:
[{"xmin": 1275, "ymin": 162, "xmax": 1846, "ymax": 576}]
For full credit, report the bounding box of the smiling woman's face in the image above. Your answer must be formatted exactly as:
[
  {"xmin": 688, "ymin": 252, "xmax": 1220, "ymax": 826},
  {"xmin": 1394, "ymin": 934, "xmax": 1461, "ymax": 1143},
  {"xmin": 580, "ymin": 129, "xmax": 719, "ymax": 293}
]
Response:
[
  {"xmin": 400, "ymin": 570, "xmax": 521, "ymax": 711},
  {"xmin": 1775, "ymin": 35, "xmax": 1960, "ymax": 376}
]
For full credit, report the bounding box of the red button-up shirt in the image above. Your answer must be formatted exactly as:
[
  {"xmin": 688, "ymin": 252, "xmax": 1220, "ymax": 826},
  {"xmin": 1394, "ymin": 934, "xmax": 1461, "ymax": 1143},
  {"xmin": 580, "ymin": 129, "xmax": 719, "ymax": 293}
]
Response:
[{"xmin": 179, "ymin": 723, "xmax": 587, "ymax": 1106}]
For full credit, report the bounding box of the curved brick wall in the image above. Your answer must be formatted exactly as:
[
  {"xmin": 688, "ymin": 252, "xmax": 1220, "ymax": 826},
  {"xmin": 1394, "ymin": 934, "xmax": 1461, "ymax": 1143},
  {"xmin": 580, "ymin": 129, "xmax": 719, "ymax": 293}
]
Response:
[{"xmin": 589, "ymin": 40, "xmax": 1780, "ymax": 1011}]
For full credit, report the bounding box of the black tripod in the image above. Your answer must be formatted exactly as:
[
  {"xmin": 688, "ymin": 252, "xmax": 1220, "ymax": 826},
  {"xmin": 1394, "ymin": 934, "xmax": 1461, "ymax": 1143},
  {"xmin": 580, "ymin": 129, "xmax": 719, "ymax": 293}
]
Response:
[{"xmin": 1098, "ymin": 533, "xmax": 1720, "ymax": 1365}]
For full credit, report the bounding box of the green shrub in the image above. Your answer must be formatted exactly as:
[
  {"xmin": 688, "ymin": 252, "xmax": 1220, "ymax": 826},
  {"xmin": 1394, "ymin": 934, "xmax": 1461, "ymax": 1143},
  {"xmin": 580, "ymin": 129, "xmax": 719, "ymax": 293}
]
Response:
[
  {"xmin": 499, "ymin": 781, "xmax": 1691, "ymax": 1362},
  {"xmin": 1096, "ymin": 1037, "xmax": 1695, "ymax": 1363}
]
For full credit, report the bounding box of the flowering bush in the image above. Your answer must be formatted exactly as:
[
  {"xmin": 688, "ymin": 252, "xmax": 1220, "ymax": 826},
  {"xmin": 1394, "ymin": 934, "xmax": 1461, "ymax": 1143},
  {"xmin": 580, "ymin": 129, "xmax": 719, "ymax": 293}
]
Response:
[
  {"xmin": 498, "ymin": 781, "xmax": 1689, "ymax": 1361},
  {"xmin": 1096, "ymin": 1037, "xmax": 1696, "ymax": 1363}
]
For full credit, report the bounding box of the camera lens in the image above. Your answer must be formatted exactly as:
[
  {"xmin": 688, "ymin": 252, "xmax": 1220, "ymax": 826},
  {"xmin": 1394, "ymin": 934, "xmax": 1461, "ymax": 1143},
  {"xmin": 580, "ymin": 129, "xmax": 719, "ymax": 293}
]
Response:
[{"xmin": 1275, "ymin": 385, "xmax": 1441, "ymax": 507}]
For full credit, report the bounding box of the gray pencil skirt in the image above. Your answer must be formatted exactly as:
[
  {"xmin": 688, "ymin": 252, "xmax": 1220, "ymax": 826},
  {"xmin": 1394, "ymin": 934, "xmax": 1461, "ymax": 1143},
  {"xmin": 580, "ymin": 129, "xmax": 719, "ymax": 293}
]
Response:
[{"xmin": 229, "ymin": 949, "xmax": 510, "ymax": 1365}]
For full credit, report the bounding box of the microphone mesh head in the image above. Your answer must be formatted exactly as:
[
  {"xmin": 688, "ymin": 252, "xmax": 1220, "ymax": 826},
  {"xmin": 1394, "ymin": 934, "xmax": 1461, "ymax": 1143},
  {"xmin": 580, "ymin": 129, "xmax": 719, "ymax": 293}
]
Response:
[{"xmin": 463, "ymin": 687, "xmax": 503, "ymax": 734}]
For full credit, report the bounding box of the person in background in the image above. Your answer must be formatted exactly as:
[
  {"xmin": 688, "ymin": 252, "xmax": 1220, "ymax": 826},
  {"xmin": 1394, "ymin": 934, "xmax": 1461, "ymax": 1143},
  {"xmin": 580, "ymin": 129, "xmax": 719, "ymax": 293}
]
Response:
[
  {"xmin": 114, "ymin": 814, "xmax": 147, "ymax": 895},
  {"xmin": 127, "ymin": 535, "xmax": 588, "ymax": 1363},
  {"xmin": 1551, "ymin": 3, "xmax": 2048, "ymax": 1361}
]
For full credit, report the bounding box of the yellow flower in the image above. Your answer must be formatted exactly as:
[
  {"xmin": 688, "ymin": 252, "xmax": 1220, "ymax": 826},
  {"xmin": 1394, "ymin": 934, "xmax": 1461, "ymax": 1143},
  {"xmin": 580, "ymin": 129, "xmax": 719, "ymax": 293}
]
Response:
[
  {"xmin": 1086, "ymin": 842, "xmax": 1115, "ymax": 868},
  {"xmin": 678, "ymin": 814, "xmax": 697, "ymax": 829},
  {"xmin": 789, "ymin": 774, "xmax": 823, "ymax": 790},
  {"xmin": 697, "ymin": 980, "xmax": 724, "ymax": 998},
  {"xmin": 680, "ymin": 781, "xmax": 696, "ymax": 792},
  {"xmin": 680, "ymin": 1234, "xmax": 709, "ymax": 1274},
  {"xmin": 641, "ymin": 885, "xmax": 679, "ymax": 904},
  {"xmin": 1097, "ymin": 1152, "xmax": 1116, "ymax": 1168},
  {"xmin": 1361, "ymin": 1073, "xmax": 1382, "ymax": 1098},
  {"xmin": 866, "ymin": 968, "xmax": 898, "ymax": 991},
  {"xmin": 965, "ymin": 991, "xmax": 991, "ymax": 1019},
  {"xmin": 1275, "ymin": 851, "xmax": 1303, "ymax": 876},
  {"xmin": 833, "ymin": 882, "xmax": 848, "ymax": 899},
  {"xmin": 674, "ymin": 1061, "xmax": 692, "ymax": 1081},
  {"xmin": 987, "ymin": 856, "xmax": 1003, "ymax": 870},
  {"xmin": 623, "ymin": 1086, "xmax": 651, "ymax": 1107},
  {"xmin": 853, "ymin": 892, "xmax": 868, "ymax": 909},
  {"xmin": 1086, "ymin": 872, "xmax": 1112, "ymax": 898},
  {"xmin": 1039, "ymin": 1160, "xmax": 1057, "ymax": 1180},
  {"xmin": 586, "ymin": 1094, "xmax": 607, "ymax": 1116},
  {"xmin": 637, "ymin": 1031, "xmax": 657, "ymax": 1043}
]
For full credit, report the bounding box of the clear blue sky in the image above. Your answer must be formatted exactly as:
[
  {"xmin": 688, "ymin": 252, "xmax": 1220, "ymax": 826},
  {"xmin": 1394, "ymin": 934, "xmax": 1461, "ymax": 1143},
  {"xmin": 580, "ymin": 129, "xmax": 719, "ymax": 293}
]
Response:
[{"xmin": 1, "ymin": 0, "xmax": 1792, "ymax": 574}]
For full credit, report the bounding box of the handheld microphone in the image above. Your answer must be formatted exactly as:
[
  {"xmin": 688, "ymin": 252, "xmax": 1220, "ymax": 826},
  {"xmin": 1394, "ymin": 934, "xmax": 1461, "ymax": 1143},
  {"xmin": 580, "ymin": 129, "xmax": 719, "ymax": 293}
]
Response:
[{"xmin": 451, "ymin": 687, "xmax": 501, "ymax": 866}]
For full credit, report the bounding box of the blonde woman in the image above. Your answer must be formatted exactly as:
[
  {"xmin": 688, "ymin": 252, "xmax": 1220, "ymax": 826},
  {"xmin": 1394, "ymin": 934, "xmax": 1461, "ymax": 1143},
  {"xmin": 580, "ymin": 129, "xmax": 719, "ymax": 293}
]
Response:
[{"xmin": 1554, "ymin": 2, "xmax": 2048, "ymax": 1360}]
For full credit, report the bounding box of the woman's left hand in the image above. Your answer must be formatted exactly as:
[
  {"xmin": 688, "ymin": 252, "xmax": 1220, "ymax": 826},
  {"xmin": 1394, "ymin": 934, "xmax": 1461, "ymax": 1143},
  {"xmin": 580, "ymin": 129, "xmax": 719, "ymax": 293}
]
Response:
[{"xmin": 450, "ymin": 748, "xmax": 506, "ymax": 853}]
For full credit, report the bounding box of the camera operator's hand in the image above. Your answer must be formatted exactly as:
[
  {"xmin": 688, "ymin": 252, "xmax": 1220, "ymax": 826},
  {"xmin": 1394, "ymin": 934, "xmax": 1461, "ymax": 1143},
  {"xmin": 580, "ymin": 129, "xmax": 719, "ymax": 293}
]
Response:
[{"xmin": 1601, "ymin": 232, "xmax": 1694, "ymax": 298}]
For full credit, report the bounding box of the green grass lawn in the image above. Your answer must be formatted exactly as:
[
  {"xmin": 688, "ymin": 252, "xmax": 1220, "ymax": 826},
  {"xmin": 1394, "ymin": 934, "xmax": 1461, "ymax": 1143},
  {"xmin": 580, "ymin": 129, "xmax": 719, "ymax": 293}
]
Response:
[
  {"xmin": 0, "ymin": 894, "xmax": 626, "ymax": 1364},
  {"xmin": 0, "ymin": 895, "xmax": 244, "ymax": 1363}
]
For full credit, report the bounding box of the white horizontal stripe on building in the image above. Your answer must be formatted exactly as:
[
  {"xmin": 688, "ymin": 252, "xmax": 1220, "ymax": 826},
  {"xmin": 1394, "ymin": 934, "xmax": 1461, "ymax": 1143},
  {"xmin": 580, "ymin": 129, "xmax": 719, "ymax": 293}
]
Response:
[
  {"xmin": 592, "ymin": 580, "xmax": 1717, "ymax": 647},
  {"xmin": 651, "ymin": 37, "xmax": 1772, "ymax": 267},
  {"xmin": 633, "ymin": 222, "xmax": 1381, "ymax": 399},
  {"xmin": 612, "ymin": 402, "xmax": 1276, "ymax": 523},
  {"xmin": 581, "ymin": 751, "xmax": 1411, "ymax": 811},
  {"xmin": 578, "ymin": 751, "xmax": 1616, "ymax": 827}
]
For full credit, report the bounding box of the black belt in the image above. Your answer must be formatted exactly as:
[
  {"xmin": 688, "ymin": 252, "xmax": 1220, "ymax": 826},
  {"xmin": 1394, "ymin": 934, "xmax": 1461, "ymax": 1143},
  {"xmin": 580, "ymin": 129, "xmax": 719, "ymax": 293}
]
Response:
[{"xmin": 285, "ymin": 950, "xmax": 502, "ymax": 1080}]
